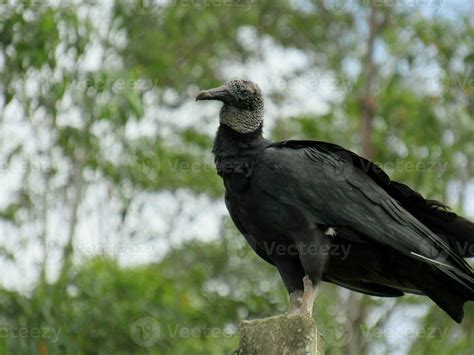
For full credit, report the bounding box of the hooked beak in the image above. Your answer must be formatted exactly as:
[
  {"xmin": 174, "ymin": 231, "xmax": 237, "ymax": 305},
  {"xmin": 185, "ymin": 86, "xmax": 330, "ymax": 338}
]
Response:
[{"xmin": 195, "ymin": 85, "xmax": 232, "ymax": 102}]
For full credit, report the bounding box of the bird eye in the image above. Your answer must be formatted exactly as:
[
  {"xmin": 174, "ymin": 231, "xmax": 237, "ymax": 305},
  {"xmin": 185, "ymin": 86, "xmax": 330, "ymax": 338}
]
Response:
[{"xmin": 241, "ymin": 89, "xmax": 251, "ymax": 99}]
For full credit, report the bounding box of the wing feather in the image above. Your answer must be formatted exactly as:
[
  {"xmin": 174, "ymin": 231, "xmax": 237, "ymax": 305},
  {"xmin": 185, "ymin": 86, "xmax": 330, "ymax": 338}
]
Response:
[{"xmin": 257, "ymin": 144, "xmax": 473, "ymax": 281}]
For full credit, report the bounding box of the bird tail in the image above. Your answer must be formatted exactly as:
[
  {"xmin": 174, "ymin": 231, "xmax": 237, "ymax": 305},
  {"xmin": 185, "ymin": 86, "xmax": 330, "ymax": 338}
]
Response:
[
  {"xmin": 388, "ymin": 181, "xmax": 474, "ymax": 257},
  {"xmin": 416, "ymin": 263, "xmax": 474, "ymax": 323}
]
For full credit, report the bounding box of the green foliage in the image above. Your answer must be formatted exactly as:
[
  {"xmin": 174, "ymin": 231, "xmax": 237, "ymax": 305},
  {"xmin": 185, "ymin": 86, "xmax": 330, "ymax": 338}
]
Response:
[
  {"xmin": 0, "ymin": 0, "xmax": 473, "ymax": 354},
  {"xmin": 0, "ymin": 238, "xmax": 289, "ymax": 354}
]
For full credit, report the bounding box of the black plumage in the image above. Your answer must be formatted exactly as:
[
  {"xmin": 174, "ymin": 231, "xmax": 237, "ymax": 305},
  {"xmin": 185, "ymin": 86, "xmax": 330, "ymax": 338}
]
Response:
[{"xmin": 196, "ymin": 79, "xmax": 474, "ymax": 323}]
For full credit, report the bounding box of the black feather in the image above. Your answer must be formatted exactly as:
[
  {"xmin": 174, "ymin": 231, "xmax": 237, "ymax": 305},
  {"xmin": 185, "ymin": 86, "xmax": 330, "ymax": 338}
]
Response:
[{"xmin": 203, "ymin": 80, "xmax": 474, "ymax": 323}]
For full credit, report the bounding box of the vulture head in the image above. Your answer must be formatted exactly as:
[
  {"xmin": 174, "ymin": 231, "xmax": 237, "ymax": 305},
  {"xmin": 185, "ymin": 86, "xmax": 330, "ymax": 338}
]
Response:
[{"xmin": 196, "ymin": 80, "xmax": 264, "ymax": 134}]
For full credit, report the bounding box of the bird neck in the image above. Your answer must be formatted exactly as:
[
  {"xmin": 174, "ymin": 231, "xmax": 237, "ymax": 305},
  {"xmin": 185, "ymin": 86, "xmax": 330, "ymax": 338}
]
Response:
[
  {"xmin": 212, "ymin": 123, "xmax": 268, "ymax": 176},
  {"xmin": 219, "ymin": 104, "xmax": 264, "ymax": 134}
]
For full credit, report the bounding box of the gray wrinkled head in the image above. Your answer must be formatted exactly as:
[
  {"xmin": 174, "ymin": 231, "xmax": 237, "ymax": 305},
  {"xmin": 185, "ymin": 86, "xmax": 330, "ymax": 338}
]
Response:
[{"xmin": 196, "ymin": 80, "xmax": 264, "ymax": 134}]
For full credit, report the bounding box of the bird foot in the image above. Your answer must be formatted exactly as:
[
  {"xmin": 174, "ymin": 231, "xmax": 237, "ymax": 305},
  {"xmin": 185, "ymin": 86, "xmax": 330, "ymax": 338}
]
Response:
[
  {"xmin": 300, "ymin": 276, "xmax": 316, "ymax": 317},
  {"xmin": 289, "ymin": 290, "xmax": 303, "ymax": 315}
]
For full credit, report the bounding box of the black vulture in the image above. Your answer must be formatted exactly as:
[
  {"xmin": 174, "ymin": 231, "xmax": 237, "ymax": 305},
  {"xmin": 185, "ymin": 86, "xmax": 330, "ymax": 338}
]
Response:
[{"xmin": 196, "ymin": 79, "xmax": 474, "ymax": 323}]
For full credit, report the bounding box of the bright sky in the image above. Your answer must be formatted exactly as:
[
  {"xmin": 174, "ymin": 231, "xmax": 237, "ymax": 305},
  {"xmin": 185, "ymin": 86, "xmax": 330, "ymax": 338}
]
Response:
[{"xmin": 0, "ymin": 3, "xmax": 473, "ymax": 353}]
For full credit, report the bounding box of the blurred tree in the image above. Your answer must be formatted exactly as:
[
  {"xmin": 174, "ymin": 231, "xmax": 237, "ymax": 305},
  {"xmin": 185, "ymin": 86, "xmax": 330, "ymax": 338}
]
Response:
[{"xmin": 0, "ymin": 0, "xmax": 473, "ymax": 354}]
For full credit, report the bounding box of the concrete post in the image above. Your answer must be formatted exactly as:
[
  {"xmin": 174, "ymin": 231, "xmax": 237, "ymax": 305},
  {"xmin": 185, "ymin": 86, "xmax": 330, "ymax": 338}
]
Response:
[{"xmin": 237, "ymin": 315, "xmax": 323, "ymax": 355}]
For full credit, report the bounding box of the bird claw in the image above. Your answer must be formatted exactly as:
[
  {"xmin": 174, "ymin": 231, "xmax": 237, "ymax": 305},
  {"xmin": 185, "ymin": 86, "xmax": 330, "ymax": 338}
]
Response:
[
  {"xmin": 289, "ymin": 290, "xmax": 303, "ymax": 315},
  {"xmin": 300, "ymin": 276, "xmax": 316, "ymax": 317}
]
